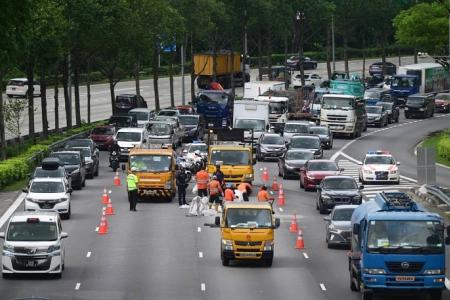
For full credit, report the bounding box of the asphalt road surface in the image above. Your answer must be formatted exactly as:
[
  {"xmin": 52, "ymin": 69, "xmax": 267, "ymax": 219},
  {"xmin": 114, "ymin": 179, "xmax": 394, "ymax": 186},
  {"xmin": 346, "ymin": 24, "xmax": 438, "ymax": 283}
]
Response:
[
  {"xmin": 3, "ymin": 55, "xmax": 432, "ymax": 139},
  {"xmin": 0, "ymin": 104, "xmax": 450, "ymax": 299}
]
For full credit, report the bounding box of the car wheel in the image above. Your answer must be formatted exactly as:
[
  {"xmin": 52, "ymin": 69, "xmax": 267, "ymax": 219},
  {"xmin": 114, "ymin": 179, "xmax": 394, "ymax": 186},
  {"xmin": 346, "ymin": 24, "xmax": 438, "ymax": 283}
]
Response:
[
  {"xmin": 2, "ymin": 273, "xmax": 12, "ymax": 279},
  {"xmin": 405, "ymin": 113, "xmax": 410, "ymax": 119},
  {"xmin": 300, "ymin": 178, "xmax": 304, "ymax": 188},
  {"xmin": 319, "ymin": 201, "xmax": 327, "ymax": 214},
  {"xmin": 264, "ymin": 258, "xmax": 273, "ymax": 267},
  {"xmin": 278, "ymin": 166, "xmax": 282, "ymax": 177},
  {"xmin": 316, "ymin": 200, "xmax": 319, "ymax": 210},
  {"xmin": 282, "ymin": 172, "xmax": 288, "ymax": 180},
  {"xmin": 221, "ymin": 251, "xmax": 230, "ymax": 266}
]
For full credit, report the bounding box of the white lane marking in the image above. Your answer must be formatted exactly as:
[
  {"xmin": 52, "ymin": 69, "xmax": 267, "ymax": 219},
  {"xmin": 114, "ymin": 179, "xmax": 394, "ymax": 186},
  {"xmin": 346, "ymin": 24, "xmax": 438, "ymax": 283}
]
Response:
[
  {"xmin": 86, "ymin": 252, "xmax": 92, "ymax": 258},
  {"xmin": 445, "ymin": 277, "xmax": 450, "ymax": 290},
  {"xmin": 303, "ymin": 252, "xmax": 309, "ymax": 259},
  {"xmin": 319, "ymin": 283, "xmax": 327, "ymax": 291},
  {"xmin": 75, "ymin": 283, "xmax": 81, "ymax": 290},
  {"xmin": 279, "ymin": 207, "xmax": 283, "ymax": 212},
  {"xmin": 199, "ymin": 251, "xmax": 203, "ymax": 258},
  {"xmin": 201, "ymin": 283, "xmax": 206, "ymax": 291},
  {"xmin": 95, "ymin": 227, "xmax": 99, "ymax": 232},
  {"xmin": 197, "ymin": 227, "xmax": 202, "ymax": 233},
  {"xmin": 0, "ymin": 193, "xmax": 26, "ymax": 228}
]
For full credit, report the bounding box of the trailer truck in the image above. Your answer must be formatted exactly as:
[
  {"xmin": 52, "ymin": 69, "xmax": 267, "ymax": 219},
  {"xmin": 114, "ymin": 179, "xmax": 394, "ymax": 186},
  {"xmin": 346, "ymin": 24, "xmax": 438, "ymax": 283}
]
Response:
[{"xmin": 349, "ymin": 192, "xmax": 450, "ymax": 300}]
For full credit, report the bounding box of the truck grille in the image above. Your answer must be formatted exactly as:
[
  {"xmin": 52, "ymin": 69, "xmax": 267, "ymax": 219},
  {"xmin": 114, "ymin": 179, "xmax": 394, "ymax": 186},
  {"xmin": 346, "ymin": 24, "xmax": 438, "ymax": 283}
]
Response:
[
  {"xmin": 236, "ymin": 248, "xmax": 260, "ymax": 252},
  {"xmin": 326, "ymin": 114, "xmax": 347, "ymax": 122},
  {"xmin": 235, "ymin": 241, "xmax": 262, "ymax": 246},
  {"xmin": 385, "ymin": 262, "xmax": 424, "ymax": 273}
]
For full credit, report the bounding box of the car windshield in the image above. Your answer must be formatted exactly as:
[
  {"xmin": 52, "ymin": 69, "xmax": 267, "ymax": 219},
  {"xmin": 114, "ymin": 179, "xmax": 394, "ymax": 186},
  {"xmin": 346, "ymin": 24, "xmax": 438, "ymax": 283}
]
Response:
[
  {"xmin": 116, "ymin": 97, "xmax": 131, "ymax": 105},
  {"xmin": 284, "ymin": 123, "xmax": 309, "ymax": 133},
  {"xmin": 71, "ymin": 148, "xmax": 91, "ymax": 158},
  {"xmin": 148, "ymin": 123, "xmax": 171, "ymax": 135},
  {"xmin": 407, "ymin": 97, "xmax": 425, "ymax": 105},
  {"xmin": 309, "ymin": 127, "xmax": 328, "ymax": 135},
  {"xmin": 322, "ymin": 97, "xmax": 355, "ymax": 110},
  {"xmin": 158, "ymin": 110, "xmax": 177, "ymax": 117},
  {"xmin": 323, "ymin": 178, "xmax": 357, "ymax": 190},
  {"xmin": 7, "ymin": 221, "xmax": 58, "ymax": 242},
  {"xmin": 34, "ymin": 168, "xmax": 64, "ymax": 178},
  {"xmin": 308, "ymin": 161, "xmax": 338, "ymax": 171},
  {"xmin": 30, "ymin": 181, "xmax": 64, "ymax": 193},
  {"xmin": 234, "ymin": 119, "xmax": 265, "ymax": 131},
  {"xmin": 367, "ymin": 220, "xmax": 444, "ymax": 254},
  {"xmin": 364, "ymin": 91, "xmax": 381, "ymax": 99},
  {"xmin": 392, "ymin": 77, "xmax": 414, "ymax": 88},
  {"xmin": 210, "ymin": 150, "xmax": 250, "ymax": 165},
  {"xmin": 109, "ymin": 117, "xmax": 131, "ymax": 127},
  {"xmin": 65, "ymin": 140, "xmax": 91, "ymax": 149},
  {"xmin": 332, "ymin": 208, "xmax": 355, "ymax": 221},
  {"xmin": 290, "ymin": 137, "xmax": 320, "ymax": 149},
  {"xmin": 179, "ymin": 116, "xmax": 198, "ymax": 125},
  {"xmin": 269, "ymin": 102, "xmax": 286, "ymax": 114},
  {"xmin": 262, "ymin": 135, "xmax": 284, "ymax": 145},
  {"xmin": 198, "ymin": 93, "xmax": 229, "ymax": 105},
  {"xmin": 8, "ymin": 80, "xmax": 27, "ymax": 86},
  {"xmin": 436, "ymin": 93, "xmax": 450, "ymax": 100},
  {"xmin": 366, "ymin": 106, "xmax": 382, "ymax": 114},
  {"xmin": 51, "ymin": 153, "xmax": 80, "ymax": 165},
  {"xmin": 129, "ymin": 111, "xmax": 149, "ymax": 121},
  {"xmin": 365, "ymin": 155, "xmax": 394, "ymax": 165},
  {"xmin": 92, "ymin": 127, "xmax": 114, "ymax": 135},
  {"xmin": 116, "ymin": 131, "xmax": 142, "ymax": 142},
  {"xmin": 130, "ymin": 155, "xmax": 172, "ymax": 172},
  {"xmin": 226, "ymin": 208, "xmax": 272, "ymax": 228},
  {"xmin": 286, "ymin": 151, "xmax": 313, "ymax": 160},
  {"xmin": 188, "ymin": 144, "xmax": 207, "ymax": 153}
]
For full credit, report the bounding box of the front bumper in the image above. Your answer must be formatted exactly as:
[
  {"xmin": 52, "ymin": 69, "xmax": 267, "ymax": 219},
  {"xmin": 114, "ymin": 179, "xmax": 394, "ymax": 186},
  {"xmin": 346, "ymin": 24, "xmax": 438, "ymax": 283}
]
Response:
[
  {"xmin": 362, "ymin": 274, "xmax": 446, "ymax": 290},
  {"xmin": 2, "ymin": 254, "xmax": 62, "ymax": 274},
  {"xmin": 435, "ymin": 104, "xmax": 449, "ymax": 112},
  {"xmin": 327, "ymin": 230, "xmax": 351, "ymax": 245},
  {"xmin": 362, "ymin": 172, "xmax": 399, "ymax": 183},
  {"xmin": 303, "ymin": 177, "xmax": 322, "ymax": 189},
  {"xmin": 260, "ymin": 150, "xmax": 285, "ymax": 159},
  {"xmin": 222, "ymin": 250, "xmax": 273, "ymax": 261},
  {"xmin": 367, "ymin": 119, "xmax": 383, "ymax": 126},
  {"xmin": 320, "ymin": 121, "xmax": 355, "ymax": 134},
  {"xmin": 284, "ymin": 166, "xmax": 300, "ymax": 177},
  {"xmin": 24, "ymin": 200, "xmax": 70, "ymax": 215}
]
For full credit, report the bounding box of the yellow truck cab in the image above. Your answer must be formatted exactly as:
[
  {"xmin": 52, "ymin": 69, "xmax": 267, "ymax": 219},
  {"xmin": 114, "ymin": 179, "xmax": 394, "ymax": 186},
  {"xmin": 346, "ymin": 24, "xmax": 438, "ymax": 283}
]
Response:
[
  {"xmin": 211, "ymin": 202, "xmax": 280, "ymax": 267},
  {"xmin": 208, "ymin": 145, "xmax": 254, "ymax": 185},
  {"xmin": 128, "ymin": 147, "xmax": 176, "ymax": 200}
]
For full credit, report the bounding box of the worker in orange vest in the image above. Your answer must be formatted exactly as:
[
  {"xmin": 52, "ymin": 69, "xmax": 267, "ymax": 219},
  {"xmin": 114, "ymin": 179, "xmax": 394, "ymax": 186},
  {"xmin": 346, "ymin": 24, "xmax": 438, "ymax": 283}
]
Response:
[
  {"xmin": 208, "ymin": 175, "xmax": 224, "ymax": 210},
  {"xmin": 196, "ymin": 167, "xmax": 209, "ymax": 197},
  {"xmin": 257, "ymin": 185, "xmax": 274, "ymax": 202},
  {"xmin": 238, "ymin": 181, "xmax": 252, "ymax": 202},
  {"xmin": 224, "ymin": 183, "xmax": 236, "ymax": 202}
]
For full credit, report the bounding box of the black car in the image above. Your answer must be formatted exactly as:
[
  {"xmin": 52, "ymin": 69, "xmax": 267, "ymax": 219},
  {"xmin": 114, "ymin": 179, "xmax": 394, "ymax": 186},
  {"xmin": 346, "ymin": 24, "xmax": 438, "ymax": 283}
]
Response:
[
  {"xmin": 309, "ymin": 126, "xmax": 333, "ymax": 149},
  {"xmin": 68, "ymin": 147, "xmax": 99, "ymax": 179},
  {"xmin": 405, "ymin": 94, "xmax": 435, "ymax": 119},
  {"xmin": 286, "ymin": 56, "xmax": 318, "ymax": 70},
  {"xmin": 365, "ymin": 75, "xmax": 385, "ymax": 89},
  {"xmin": 178, "ymin": 115, "xmax": 204, "ymax": 142},
  {"xmin": 256, "ymin": 133, "xmax": 286, "ymax": 161},
  {"xmin": 29, "ymin": 158, "xmax": 71, "ymax": 189},
  {"xmin": 277, "ymin": 149, "xmax": 314, "ymax": 179},
  {"xmin": 316, "ymin": 176, "xmax": 363, "ymax": 214},
  {"xmin": 376, "ymin": 101, "xmax": 399, "ymax": 123},
  {"xmin": 288, "ymin": 135, "xmax": 322, "ymax": 158},
  {"xmin": 369, "ymin": 62, "xmax": 396, "ymax": 76},
  {"xmin": 64, "ymin": 139, "xmax": 99, "ymax": 158},
  {"xmin": 363, "ymin": 88, "xmax": 391, "ymax": 104},
  {"xmin": 50, "ymin": 151, "xmax": 86, "ymax": 190},
  {"xmin": 365, "ymin": 105, "xmax": 388, "ymax": 127},
  {"xmin": 115, "ymin": 94, "xmax": 147, "ymax": 115},
  {"xmin": 108, "ymin": 115, "xmax": 138, "ymax": 128}
]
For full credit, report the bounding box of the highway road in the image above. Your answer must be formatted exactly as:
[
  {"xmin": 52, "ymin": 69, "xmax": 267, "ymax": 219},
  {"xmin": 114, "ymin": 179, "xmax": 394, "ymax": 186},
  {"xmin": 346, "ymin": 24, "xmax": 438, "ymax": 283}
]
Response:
[
  {"xmin": 0, "ymin": 107, "xmax": 450, "ymax": 299},
  {"xmin": 3, "ymin": 55, "xmax": 433, "ymax": 139}
]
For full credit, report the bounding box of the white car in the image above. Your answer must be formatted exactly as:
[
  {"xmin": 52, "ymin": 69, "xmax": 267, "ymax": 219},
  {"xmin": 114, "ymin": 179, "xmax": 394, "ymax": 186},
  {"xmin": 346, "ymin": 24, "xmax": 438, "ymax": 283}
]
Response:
[
  {"xmin": 128, "ymin": 108, "xmax": 154, "ymax": 128},
  {"xmin": 115, "ymin": 127, "xmax": 147, "ymax": 160},
  {"xmin": 6, "ymin": 78, "xmax": 41, "ymax": 98},
  {"xmin": 0, "ymin": 211, "xmax": 68, "ymax": 278},
  {"xmin": 283, "ymin": 121, "xmax": 315, "ymax": 142},
  {"xmin": 291, "ymin": 73, "xmax": 323, "ymax": 88},
  {"xmin": 24, "ymin": 178, "xmax": 72, "ymax": 219},
  {"xmin": 358, "ymin": 150, "xmax": 400, "ymax": 184}
]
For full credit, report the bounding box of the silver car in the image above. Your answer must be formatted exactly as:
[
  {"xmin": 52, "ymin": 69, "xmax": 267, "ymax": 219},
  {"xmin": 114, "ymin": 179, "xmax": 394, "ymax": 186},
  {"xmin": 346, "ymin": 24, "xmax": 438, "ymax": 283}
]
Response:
[
  {"xmin": 324, "ymin": 205, "xmax": 358, "ymax": 248},
  {"xmin": 146, "ymin": 121, "xmax": 180, "ymax": 148}
]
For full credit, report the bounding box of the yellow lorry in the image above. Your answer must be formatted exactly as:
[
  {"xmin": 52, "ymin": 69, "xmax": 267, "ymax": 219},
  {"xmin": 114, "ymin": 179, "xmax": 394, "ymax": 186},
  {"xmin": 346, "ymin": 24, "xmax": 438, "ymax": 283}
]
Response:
[
  {"xmin": 127, "ymin": 148, "xmax": 176, "ymax": 200},
  {"xmin": 208, "ymin": 202, "xmax": 280, "ymax": 267}
]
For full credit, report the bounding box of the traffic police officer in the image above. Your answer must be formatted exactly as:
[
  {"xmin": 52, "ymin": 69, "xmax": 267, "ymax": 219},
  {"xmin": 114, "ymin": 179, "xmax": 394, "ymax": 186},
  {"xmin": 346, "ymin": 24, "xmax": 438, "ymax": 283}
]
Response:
[{"xmin": 127, "ymin": 167, "xmax": 139, "ymax": 211}]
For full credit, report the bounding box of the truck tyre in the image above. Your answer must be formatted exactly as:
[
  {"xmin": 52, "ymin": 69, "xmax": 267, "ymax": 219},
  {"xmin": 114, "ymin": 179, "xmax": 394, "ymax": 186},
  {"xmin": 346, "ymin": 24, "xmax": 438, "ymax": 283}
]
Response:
[
  {"xmin": 264, "ymin": 258, "xmax": 273, "ymax": 267},
  {"xmin": 429, "ymin": 290, "xmax": 442, "ymax": 300},
  {"xmin": 405, "ymin": 113, "xmax": 410, "ymax": 119},
  {"xmin": 362, "ymin": 289, "xmax": 373, "ymax": 300},
  {"xmin": 349, "ymin": 271, "xmax": 359, "ymax": 291},
  {"xmin": 221, "ymin": 251, "xmax": 230, "ymax": 266}
]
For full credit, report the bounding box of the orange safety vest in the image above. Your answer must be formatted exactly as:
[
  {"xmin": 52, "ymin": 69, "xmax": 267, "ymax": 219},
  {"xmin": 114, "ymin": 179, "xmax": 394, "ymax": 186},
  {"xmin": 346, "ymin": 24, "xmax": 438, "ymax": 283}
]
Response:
[
  {"xmin": 257, "ymin": 190, "xmax": 270, "ymax": 202},
  {"xmin": 238, "ymin": 182, "xmax": 252, "ymax": 193},
  {"xmin": 196, "ymin": 170, "xmax": 209, "ymax": 189},
  {"xmin": 208, "ymin": 180, "xmax": 222, "ymax": 196},
  {"xmin": 224, "ymin": 189, "xmax": 234, "ymax": 201}
]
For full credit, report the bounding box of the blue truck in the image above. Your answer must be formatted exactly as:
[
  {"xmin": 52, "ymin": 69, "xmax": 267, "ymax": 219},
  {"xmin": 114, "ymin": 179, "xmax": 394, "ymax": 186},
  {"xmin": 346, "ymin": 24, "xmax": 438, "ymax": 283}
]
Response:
[
  {"xmin": 349, "ymin": 192, "xmax": 450, "ymax": 300},
  {"xmin": 192, "ymin": 90, "xmax": 234, "ymax": 128}
]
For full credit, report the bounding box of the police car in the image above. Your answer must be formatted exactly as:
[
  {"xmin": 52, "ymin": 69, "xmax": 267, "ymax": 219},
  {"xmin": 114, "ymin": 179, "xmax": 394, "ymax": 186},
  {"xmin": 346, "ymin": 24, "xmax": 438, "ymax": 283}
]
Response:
[{"xmin": 358, "ymin": 150, "xmax": 400, "ymax": 184}]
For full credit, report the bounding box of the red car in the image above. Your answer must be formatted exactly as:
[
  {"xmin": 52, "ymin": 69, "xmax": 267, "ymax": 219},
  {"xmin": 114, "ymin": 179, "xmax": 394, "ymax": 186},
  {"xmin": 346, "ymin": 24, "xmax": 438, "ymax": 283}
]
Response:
[
  {"xmin": 435, "ymin": 93, "xmax": 450, "ymax": 113},
  {"xmin": 300, "ymin": 160, "xmax": 342, "ymax": 191},
  {"xmin": 89, "ymin": 125, "xmax": 116, "ymax": 150},
  {"xmin": 176, "ymin": 105, "xmax": 194, "ymax": 115}
]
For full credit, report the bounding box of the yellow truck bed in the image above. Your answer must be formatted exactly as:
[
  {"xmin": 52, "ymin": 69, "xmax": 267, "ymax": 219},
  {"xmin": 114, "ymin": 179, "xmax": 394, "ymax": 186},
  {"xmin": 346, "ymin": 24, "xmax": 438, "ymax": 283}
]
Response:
[{"xmin": 194, "ymin": 52, "xmax": 241, "ymax": 76}]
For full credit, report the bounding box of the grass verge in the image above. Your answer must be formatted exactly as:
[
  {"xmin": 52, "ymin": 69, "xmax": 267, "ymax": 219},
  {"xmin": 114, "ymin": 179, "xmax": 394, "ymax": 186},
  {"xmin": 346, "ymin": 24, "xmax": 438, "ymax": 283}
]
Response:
[
  {"xmin": 1, "ymin": 179, "xmax": 27, "ymax": 192},
  {"xmin": 422, "ymin": 130, "xmax": 450, "ymax": 167}
]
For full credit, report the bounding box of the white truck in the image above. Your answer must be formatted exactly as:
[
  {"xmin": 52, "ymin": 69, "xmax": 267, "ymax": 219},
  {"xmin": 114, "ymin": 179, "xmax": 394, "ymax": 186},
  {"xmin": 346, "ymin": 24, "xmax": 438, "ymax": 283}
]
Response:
[
  {"xmin": 243, "ymin": 81, "xmax": 285, "ymax": 99},
  {"xmin": 233, "ymin": 100, "xmax": 270, "ymax": 141},
  {"xmin": 254, "ymin": 96, "xmax": 288, "ymax": 124}
]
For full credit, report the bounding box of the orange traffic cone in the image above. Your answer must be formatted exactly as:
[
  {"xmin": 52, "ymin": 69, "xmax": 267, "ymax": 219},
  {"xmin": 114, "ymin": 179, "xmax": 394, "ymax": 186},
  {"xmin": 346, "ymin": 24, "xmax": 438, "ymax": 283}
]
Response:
[
  {"xmin": 105, "ymin": 199, "xmax": 115, "ymax": 215},
  {"xmin": 277, "ymin": 184, "xmax": 285, "ymax": 206},
  {"xmin": 295, "ymin": 229, "xmax": 305, "ymax": 249},
  {"xmin": 113, "ymin": 172, "xmax": 121, "ymax": 186},
  {"xmin": 271, "ymin": 176, "xmax": 279, "ymax": 192},
  {"xmin": 98, "ymin": 210, "xmax": 108, "ymax": 235},
  {"xmin": 262, "ymin": 167, "xmax": 269, "ymax": 182},
  {"xmin": 101, "ymin": 188, "xmax": 109, "ymax": 204},
  {"xmin": 289, "ymin": 214, "xmax": 298, "ymax": 233}
]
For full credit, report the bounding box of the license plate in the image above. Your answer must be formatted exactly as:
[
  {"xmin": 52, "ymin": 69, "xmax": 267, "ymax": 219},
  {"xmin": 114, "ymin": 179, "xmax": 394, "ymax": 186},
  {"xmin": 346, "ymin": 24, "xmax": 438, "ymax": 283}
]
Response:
[
  {"xmin": 12, "ymin": 88, "xmax": 16, "ymax": 90},
  {"xmin": 25, "ymin": 260, "xmax": 37, "ymax": 267},
  {"xmin": 376, "ymin": 175, "xmax": 387, "ymax": 180},
  {"xmin": 395, "ymin": 276, "xmax": 415, "ymax": 282},
  {"xmin": 208, "ymin": 123, "xmax": 214, "ymax": 127},
  {"xmin": 330, "ymin": 126, "xmax": 341, "ymax": 130},
  {"xmin": 239, "ymin": 252, "xmax": 258, "ymax": 257}
]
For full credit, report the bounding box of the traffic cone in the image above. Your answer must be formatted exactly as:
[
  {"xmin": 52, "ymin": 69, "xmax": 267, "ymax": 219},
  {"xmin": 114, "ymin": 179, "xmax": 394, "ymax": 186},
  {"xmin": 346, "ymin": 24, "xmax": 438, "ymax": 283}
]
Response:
[
  {"xmin": 271, "ymin": 176, "xmax": 279, "ymax": 192},
  {"xmin": 105, "ymin": 199, "xmax": 115, "ymax": 215},
  {"xmin": 295, "ymin": 229, "xmax": 305, "ymax": 249},
  {"xmin": 262, "ymin": 167, "xmax": 269, "ymax": 182},
  {"xmin": 289, "ymin": 214, "xmax": 298, "ymax": 233},
  {"xmin": 98, "ymin": 210, "xmax": 108, "ymax": 235},
  {"xmin": 277, "ymin": 184, "xmax": 285, "ymax": 206},
  {"xmin": 113, "ymin": 171, "xmax": 121, "ymax": 186},
  {"xmin": 102, "ymin": 188, "xmax": 109, "ymax": 204}
]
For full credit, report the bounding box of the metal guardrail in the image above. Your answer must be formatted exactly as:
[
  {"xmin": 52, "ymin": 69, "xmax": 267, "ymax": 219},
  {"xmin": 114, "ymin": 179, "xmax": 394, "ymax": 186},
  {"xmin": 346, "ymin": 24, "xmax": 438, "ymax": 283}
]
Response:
[{"xmin": 426, "ymin": 185, "xmax": 450, "ymax": 206}]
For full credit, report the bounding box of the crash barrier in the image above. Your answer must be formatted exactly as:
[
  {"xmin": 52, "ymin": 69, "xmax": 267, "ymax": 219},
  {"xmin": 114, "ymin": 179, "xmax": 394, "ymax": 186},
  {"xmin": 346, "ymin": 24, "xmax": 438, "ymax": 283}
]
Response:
[{"xmin": 425, "ymin": 185, "xmax": 450, "ymax": 206}]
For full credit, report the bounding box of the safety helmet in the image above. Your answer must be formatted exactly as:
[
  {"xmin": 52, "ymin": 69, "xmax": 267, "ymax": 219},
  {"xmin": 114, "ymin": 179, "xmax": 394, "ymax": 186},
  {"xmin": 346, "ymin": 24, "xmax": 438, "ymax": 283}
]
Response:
[
  {"xmin": 194, "ymin": 150, "xmax": 201, "ymax": 156},
  {"xmin": 212, "ymin": 175, "xmax": 217, "ymax": 180}
]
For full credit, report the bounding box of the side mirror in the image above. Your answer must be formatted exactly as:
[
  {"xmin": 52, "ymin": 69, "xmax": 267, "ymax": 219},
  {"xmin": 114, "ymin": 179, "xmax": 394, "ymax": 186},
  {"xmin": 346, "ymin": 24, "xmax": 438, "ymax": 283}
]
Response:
[
  {"xmin": 359, "ymin": 185, "xmax": 364, "ymax": 190},
  {"xmin": 353, "ymin": 223, "xmax": 360, "ymax": 235},
  {"xmin": 214, "ymin": 216, "xmax": 220, "ymax": 226},
  {"xmin": 0, "ymin": 232, "xmax": 4, "ymax": 239},
  {"xmin": 60, "ymin": 232, "xmax": 69, "ymax": 239},
  {"xmin": 121, "ymin": 164, "xmax": 126, "ymax": 171},
  {"xmin": 323, "ymin": 216, "xmax": 330, "ymax": 221},
  {"xmin": 22, "ymin": 188, "xmax": 28, "ymax": 193},
  {"xmin": 274, "ymin": 218, "xmax": 280, "ymax": 228}
]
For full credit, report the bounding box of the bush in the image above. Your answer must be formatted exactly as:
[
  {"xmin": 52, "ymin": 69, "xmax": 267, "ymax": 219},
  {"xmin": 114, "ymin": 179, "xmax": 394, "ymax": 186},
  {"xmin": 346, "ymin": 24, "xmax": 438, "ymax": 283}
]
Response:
[{"xmin": 437, "ymin": 136, "xmax": 450, "ymax": 161}]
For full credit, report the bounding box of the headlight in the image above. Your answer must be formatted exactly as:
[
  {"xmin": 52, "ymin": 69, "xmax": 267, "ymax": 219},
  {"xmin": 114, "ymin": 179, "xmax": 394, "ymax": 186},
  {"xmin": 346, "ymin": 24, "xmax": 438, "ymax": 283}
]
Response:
[
  {"xmin": 364, "ymin": 268, "xmax": 386, "ymax": 275},
  {"xmin": 419, "ymin": 108, "xmax": 424, "ymax": 111},
  {"xmin": 164, "ymin": 181, "xmax": 172, "ymax": 189},
  {"xmin": 71, "ymin": 168, "xmax": 80, "ymax": 174},
  {"xmin": 2, "ymin": 244, "xmax": 14, "ymax": 256},
  {"xmin": 354, "ymin": 195, "xmax": 362, "ymax": 200},
  {"xmin": 321, "ymin": 195, "xmax": 331, "ymax": 201},
  {"xmin": 363, "ymin": 169, "xmax": 373, "ymax": 174},
  {"xmin": 329, "ymin": 224, "xmax": 341, "ymax": 233},
  {"xmin": 285, "ymin": 164, "xmax": 294, "ymax": 169},
  {"xmin": 222, "ymin": 239, "xmax": 233, "ymax": 250},
  {"xmin": 405, "ymin": 107, "xmax": 409, "ymax": 111},
  {"xmin": 424, "ymin": 269, "xmax": 444, "ymax": 275},
  {"xmin": 263, "ymin": 241, "xmax": 274, "ymax": 251},
  {"xmin": 243, "ymin": 174, "xmax": 253, "ymax": 180},
  {"xmin": 190, "ymin": 127, "xmax": 197, "ymax": 132},
  {"xmin": 58, "ymin": 197, "xmax": 68, "ymax": 203},
  {"xmin": 375, "ymin": 117, "xmax": 381, "ymax": 121},
  {"xmin": 389, "ymin": 170, "xmax": 397, "ymax": 174},
  {"xmin": 26, "ymin": 197, "xmax": 38, "ymax": 203},
  {"xmin": 260, "ymin": 146, "xmax": 268, "ymax": 153}
]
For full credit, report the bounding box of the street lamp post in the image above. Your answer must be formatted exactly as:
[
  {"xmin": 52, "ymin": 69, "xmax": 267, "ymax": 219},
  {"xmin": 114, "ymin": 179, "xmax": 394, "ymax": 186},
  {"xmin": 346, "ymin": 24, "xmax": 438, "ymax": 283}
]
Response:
[{"xmin": 296, "ymin": 11, "xmax": 306, "ymax": 87}]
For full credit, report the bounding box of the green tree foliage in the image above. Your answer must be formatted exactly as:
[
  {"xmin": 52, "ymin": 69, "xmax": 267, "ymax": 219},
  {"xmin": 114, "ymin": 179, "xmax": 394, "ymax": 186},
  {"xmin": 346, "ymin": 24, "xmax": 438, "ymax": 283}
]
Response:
[{"xmin": 3, "ymin": 98, "xmax": 29, "ymax": 141}]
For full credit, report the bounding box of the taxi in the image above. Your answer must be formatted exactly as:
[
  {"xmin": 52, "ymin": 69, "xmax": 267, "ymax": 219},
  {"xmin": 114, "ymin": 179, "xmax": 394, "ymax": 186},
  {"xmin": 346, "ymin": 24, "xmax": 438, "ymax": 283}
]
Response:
[{"xmin": 358, "ymin": 150, "xmax": 400, "ymax": 184}]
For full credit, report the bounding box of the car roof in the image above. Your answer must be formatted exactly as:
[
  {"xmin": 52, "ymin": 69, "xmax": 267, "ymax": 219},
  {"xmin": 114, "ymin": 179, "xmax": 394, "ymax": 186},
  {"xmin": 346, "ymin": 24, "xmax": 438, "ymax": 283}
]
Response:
[
  {"xmin": 310, "ymin": 126, "xmax": 328, "ymax": 130},
  {"xmin": 332, "ymin": 204, "xmax": 359, "ymax": 210},
  {"xmin": 285, "ymin": 121, "xmax": 312, "ymax": 125},
  {"xmin": 309, "ymin": 159, "xmax": 335, "ymax": 163},
  {"xmin": 9, "ymin": 78, "xmax": 28, "ymax": 81},
  {"xmin": 322, "ymin": 94, "xmax": 357, "ymax": 99},
  {"xmin": 31, "ymin": 177, "xmax": 64, "ymax": 183},
  {"xmin": 178, "ymin": 114, "xmax": 199, "ymax": 118},
  {"xmin": 129, "ymin": 108, "xmax": 151, "ymax": 113},
  {"xmin": 262, "ymin": 133, "xmax": 281, "ymax": 137},
  {"xmin": 117, "ymin": 94, "xmax": 137, "ymax": 97},
  {"xmin": 323, "ymin": 175, "xmax": 355, "ymax": 181},
  {"xmin": 117, "ymin": 127, "xmax": 145, "ymax": 133},
  {"xmin": 291, "ymin": 135, "xmax": 319, "ymax": 140},
  {"xmin": 286, "ymin": 149, "xmax": 313, "ymax": 153},
  {"xmin": 52, "ymin": 150, "xmax": 80, "ymax": 155},
  {"xmin": 10, "ymin": 211, "xmax": 60, "ymax": 223}
]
